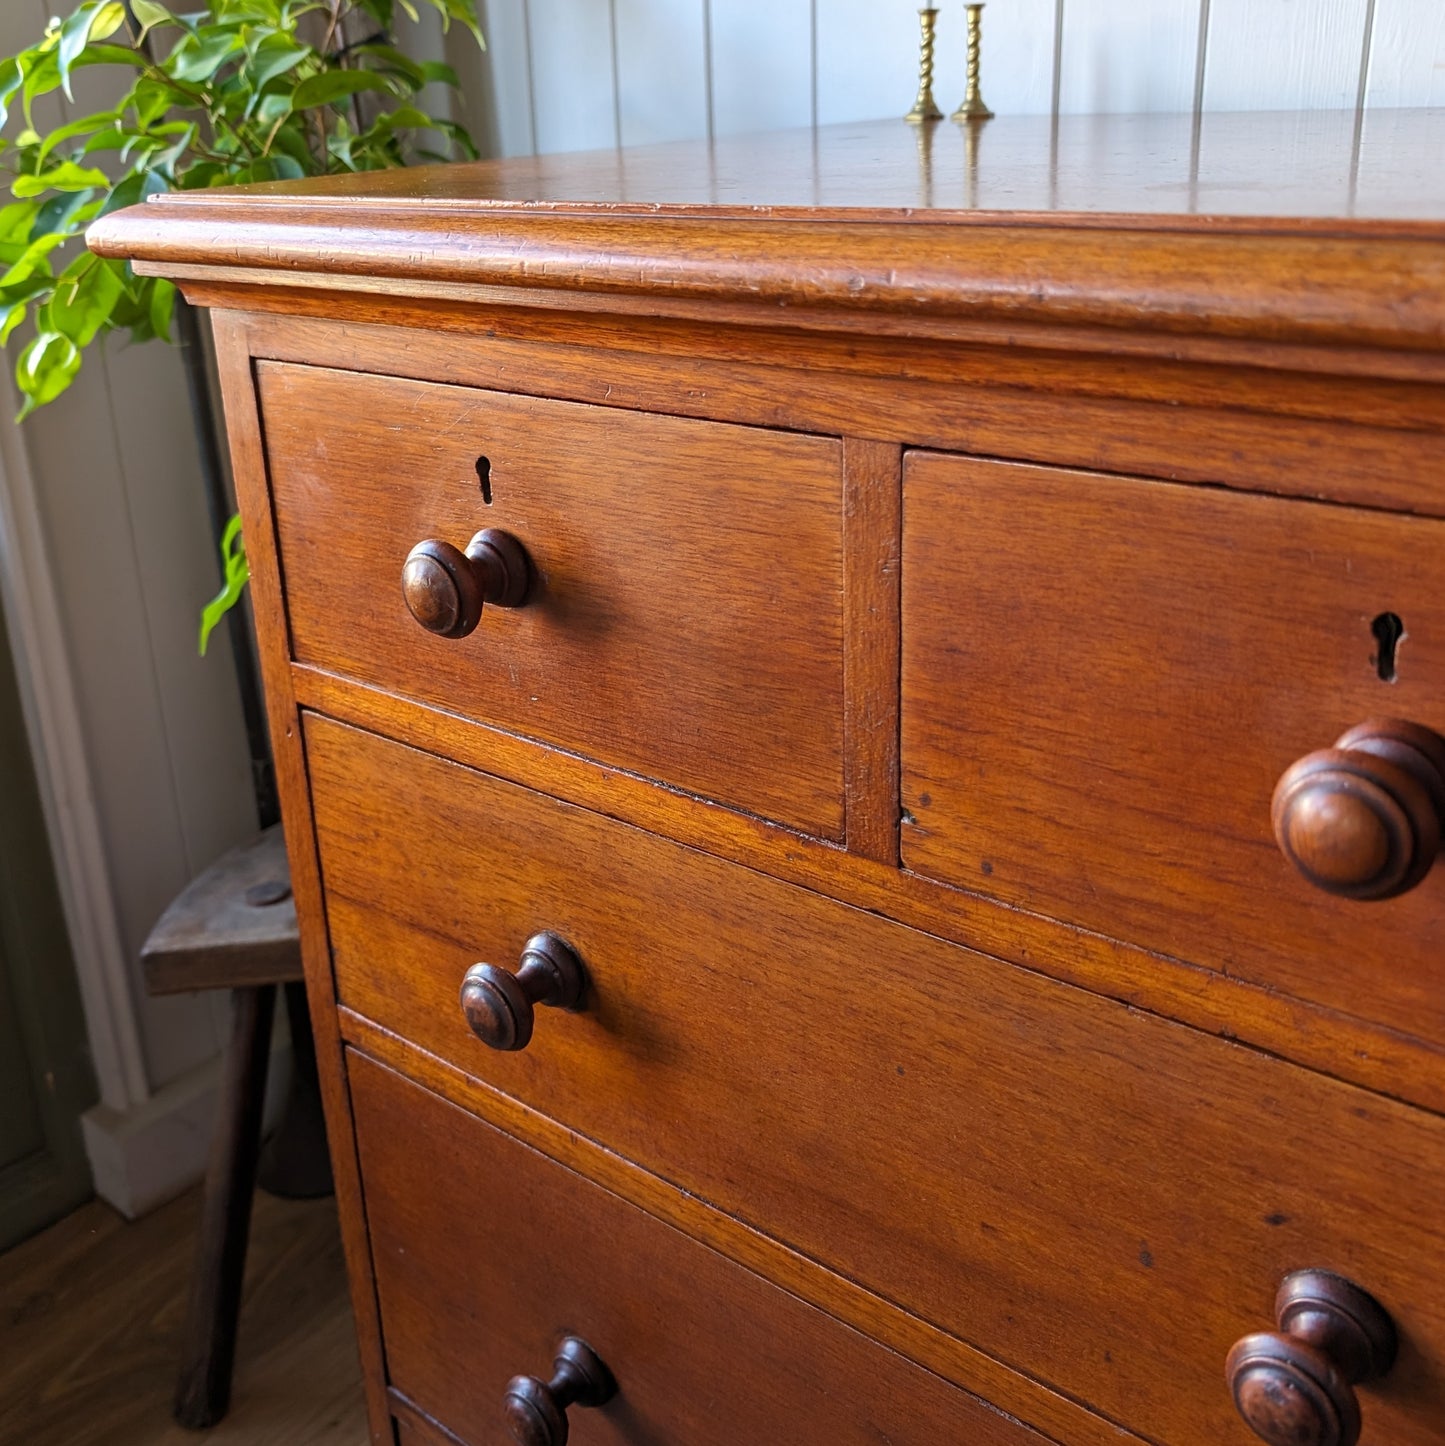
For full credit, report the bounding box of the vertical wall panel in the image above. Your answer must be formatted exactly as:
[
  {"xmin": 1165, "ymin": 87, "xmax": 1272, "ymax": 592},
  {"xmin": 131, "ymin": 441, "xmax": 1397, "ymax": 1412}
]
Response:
[
  {"xmin": 973, "ymin": 0, "xmax": 1062, "ymax": 116},
  {"xmin": 712, "ymin": 0, "xmax": 816, "ymax": 135},
  {"xmin": 1203, "ymin": 0, "xmax": 1370, "ymax": 111},
  {"xmin": 616, "ymin": 0, "xmax": 711, "ymax": 144},
  {"xmin": 444, "ymin": 0, "xmax": 536, "ymax": 158},
  {"xmin": 1366, "ymin": 0, "xmax": 1445, "ymax": 107},
  {"xmin": 528, "ymin": 0, "xmax": 619, "ymax": 152},
  {"xmin": 1058, "ymin": 0, "xmax": 1202, "ymax": 114},
  {"xmin": 815, "ymin": 0, "xmax": 918, "ymax": 125}
]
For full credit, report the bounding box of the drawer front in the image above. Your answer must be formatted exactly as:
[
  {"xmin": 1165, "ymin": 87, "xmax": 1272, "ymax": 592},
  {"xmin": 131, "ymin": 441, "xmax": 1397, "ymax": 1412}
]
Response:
[
  {"xmin": 349, "ymin": 1051, "xmax": 1046, "ymax": 1446},
  {"xmin": 901, "ymin": 453, "xmax": 1445, "ymax": 1046},
  {"xmin": 259, "ymin": 362, "xmax": 844, "ymax": 838},
  {"xmin": 311, "ymin": 715, "xmax": 1445, "ymax": 1446}
]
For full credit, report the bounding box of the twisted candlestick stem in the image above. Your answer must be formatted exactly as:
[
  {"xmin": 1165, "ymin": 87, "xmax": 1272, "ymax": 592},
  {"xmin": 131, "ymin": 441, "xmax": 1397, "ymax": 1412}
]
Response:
[
  {"xmin": 953, "ymin": 2, "xmax": 995, "ymax": 121},
  {"xmin": 906, "ymin": 8, "xmax": 943, "ymax": 122}
]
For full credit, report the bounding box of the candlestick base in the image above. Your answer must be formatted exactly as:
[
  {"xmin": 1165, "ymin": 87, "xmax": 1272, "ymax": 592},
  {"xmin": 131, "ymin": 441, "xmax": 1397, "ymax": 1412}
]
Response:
[{"xmin": 951, "ymin": 94, "xmax": 994, "ymax": 122}]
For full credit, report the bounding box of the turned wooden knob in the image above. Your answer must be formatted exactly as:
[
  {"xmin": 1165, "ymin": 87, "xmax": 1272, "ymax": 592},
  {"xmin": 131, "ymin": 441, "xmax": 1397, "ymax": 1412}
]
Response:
[
  {"xmin": 460, "ymin": 932, "xmax": 586, "ymax": 1051},
  {"xmin": 401, "ymin": 527, "xmax": 529, "ymax": 638},
  {"xmin": 1272, "ymin": 718, "xmax": 1445, "ymax": 899},
  {"xmin": 1226, "ymin": 1270, "xmax": 1396, "ymax": 1446},
  {"xmin": 503, "ymin": 1336, "xmax": 616, "ymax": 1446}
]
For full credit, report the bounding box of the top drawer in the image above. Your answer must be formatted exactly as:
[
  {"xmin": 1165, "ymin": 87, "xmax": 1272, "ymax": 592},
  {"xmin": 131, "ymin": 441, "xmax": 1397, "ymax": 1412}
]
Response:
[
  {"xmin": 901, "ymin": 453, "xmax": 1445, "ymax": 1048},
  {"xmin": 257, "ymin": 363, "xmax": 845, "ymax": 838}
]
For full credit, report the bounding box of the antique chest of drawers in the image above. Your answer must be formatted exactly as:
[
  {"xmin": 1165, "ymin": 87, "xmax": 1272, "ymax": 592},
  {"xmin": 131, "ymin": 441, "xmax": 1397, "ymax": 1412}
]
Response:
[{"xmin": 92, "ymin": 113, "xmax": 1445, "ymax": 1446}]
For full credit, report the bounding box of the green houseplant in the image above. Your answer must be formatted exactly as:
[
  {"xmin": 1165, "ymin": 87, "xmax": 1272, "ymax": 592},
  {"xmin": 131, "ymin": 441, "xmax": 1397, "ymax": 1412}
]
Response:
[{"xmin": 0, "ymin": 0, "xmax": 484, "ymax": 647}]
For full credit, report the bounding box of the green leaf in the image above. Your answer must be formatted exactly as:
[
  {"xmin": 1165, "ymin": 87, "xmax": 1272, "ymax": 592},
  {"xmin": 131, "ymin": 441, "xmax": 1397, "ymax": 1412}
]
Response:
[
  {"xmin": 21, "ymin": 45, "xmax": 62, "ymax": 125},
  {"xmin": 46, "ymin": 252, "xmax": 124, "ymax": 346},
  {"xmin": 199, "ymin": 514, "xmax": 249, "ymax": 655},
  {"xmin": 129, "ymin": 0, "xmax": 175, "ymax": 37},
  {"xmin": 0, "ymin": 56, "xmax": 24, "ymax": 133},
  {"xmin": 0, "ymin": 233, "xmax": 65, "ymax": 288},
  {"xmin": 431, "ymin": 117, "xmax": 479, "ymax": 161},
  {"xmin": 292, "ymin": 68, "xmax": 393, "ymax": 109},
  {"xmin": 131, "ymin": 74, "xmax": 178, "ymax": 127},
  {"xmin": 248, "ymin": 34, "xmax": 310, "ymax": 89},
  {"xmin": 58, "ymin": 1, "xmax": 128, "ymax": 100},
  {"xmin": 148, "ymin": 276, "xmax": 176, "ymax": 337},
  {"xmin": 0, "ymin": 297, "xmax": 33, "ymax": 346},
  {"xmin": 73, "ymin": 43, "xmax": 145, "ymax": 69},
  {"xmin": 13, "ymin": 160, "xmax": 112, "ymax": 196},
  {"xmin": 31, "ymin": 188, "xmax": 97, "ymax": 240},
  {"xmin": 15, "ymin": 330, "xmax": 82, "ymax": 415},
  {"xmin": 0, "ymin": 202, "xmax": 41, "ymax": 245},
  {"xmin": 425, "ymin": 0, "xmax": 484, "ymax": 45},
  {"xmin": 98, "ymin": 167, "xmax": 168, "ymax": 216},
  {"xmin": 168, "ymin": 28, "xmax": 243, "ymax": 83},
  {"xmin": 355, "ymin": 43, "xmax": 425, "ymax": 88},
  {"xmin": 230, "ymin": 154, "xmax": 304, "ymax": 183},
  {"xmin": 37, "ymin": 109, "xmax": 118, "ymax": 165},
  {"xmin": 419, "ymin": 60, "xmax": 459, "ymax": 87}
]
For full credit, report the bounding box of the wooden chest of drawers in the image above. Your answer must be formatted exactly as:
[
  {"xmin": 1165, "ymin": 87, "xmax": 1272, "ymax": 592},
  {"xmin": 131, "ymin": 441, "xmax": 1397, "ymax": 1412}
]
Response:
[{"xmin": 92, "ymin": 115, "xmax": 1445, "ymax": 1446}]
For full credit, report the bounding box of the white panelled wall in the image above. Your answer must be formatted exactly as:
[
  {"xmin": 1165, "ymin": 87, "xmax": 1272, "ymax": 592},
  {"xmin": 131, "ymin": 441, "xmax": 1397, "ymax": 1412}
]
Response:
[
  {"xmin": 0, "ymin": 0, "xmax": 265, "ymax": 1219},
  {"xmin": 2, "ymin": 0, "xmax": 1443, "ymax": 1218},
  {"xmin": 427, "ymin": 0, "xmax": 1445, "ymax": 158}
]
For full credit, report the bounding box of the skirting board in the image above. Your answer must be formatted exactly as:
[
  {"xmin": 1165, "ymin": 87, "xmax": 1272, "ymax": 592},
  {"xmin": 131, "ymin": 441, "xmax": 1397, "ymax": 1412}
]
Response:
[{"xmin": 82, "ymin": 1028, "xmax": 289, "ymax": 1220}]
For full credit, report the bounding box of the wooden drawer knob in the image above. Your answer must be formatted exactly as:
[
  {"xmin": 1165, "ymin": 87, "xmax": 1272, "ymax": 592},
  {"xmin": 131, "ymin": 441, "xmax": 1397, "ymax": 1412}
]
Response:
[
  {"xmin": 401, "ymin": 527, "xmax": 529, "ymax": 638},
  {"xmin": 503, "ymin": 1336, "xmax": 616, "ymax": 1446},
  {"xmin": 1226, "ymin": 1270, "xmax": 1396, "ymax": 1446},
  {"xmin": 1272, "ymin": 718, "xmax": 1445, "ymax": 899},
  {"xmin": 460, "ymin": 932, "xmax": 586, "ymax": 1051}
]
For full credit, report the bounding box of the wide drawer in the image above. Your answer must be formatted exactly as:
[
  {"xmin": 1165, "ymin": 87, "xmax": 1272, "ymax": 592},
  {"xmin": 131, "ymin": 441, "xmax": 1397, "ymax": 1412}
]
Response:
[
  {"xmin": 310, "ymin": 715, "xmax": 1445, "ymax": 1446},
  {"xmin": 901, "ymin": 453, "xmax": 1445, "ymax": 1047},
  {"xmin": 349, "ymin": 1051, "xmax": 1047, "ymax": 1446},
  {"xmin": 258, "ymin": 362, "xmax": 844, "ymax": 838}
]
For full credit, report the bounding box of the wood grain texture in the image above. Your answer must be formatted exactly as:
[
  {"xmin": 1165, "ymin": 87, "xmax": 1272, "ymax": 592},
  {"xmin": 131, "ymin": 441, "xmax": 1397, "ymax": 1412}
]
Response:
[
  {"xmin": 209, "ymin": 313, "xmax": 392, "ymax": 1446},
  {"xmin": 257, "ymin": 362, "xmax": 845, "ymax": 838},
  {"xmin": 228, "ymin": 311, "xmax": 1445, "ymax": 517},
  {"xmin": 842, "ymin": 438, "xmax": 901, "ymax": 863},
  {"xmin": 343, "ymin": 1008, "xmax": 1135, "ymax": 1446},
  {"xmin": 294, "ymin": 659, "xmax": 1445, "ymax": 1120},
  {"xmin": 130, "ymin": 122, "xmax": 1445, "ymax": 1446},
  {"xmin": 900, "ymin": 454, "xmax": 1445, "ymax": 1050},
  {"xmin": 307, "ymin": 715, "xmax": 1445, "ymax": 1446},
  {"xmin": 350, "ymin": 1052, "xmax": 1052, "ymax": 1446},
  {"xmin": 85, "ymin": 114, "xmax": 1445, "ymax": 359},
  {"xmin": 0, "ymin": 1190, "xmax": 362, "ymax": 1446}
]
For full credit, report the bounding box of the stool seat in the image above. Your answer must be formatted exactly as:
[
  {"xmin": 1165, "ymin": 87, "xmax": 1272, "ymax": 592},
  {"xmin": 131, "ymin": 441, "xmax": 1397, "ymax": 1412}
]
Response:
[{"xmin": 142, "ymin": 825, "xmax": 301, "ymax": 995}]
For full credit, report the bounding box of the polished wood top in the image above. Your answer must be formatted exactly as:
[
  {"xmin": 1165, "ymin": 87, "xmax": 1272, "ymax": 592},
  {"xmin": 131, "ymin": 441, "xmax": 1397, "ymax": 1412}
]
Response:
[
  {"xmin": 88, "ymin": 112, "xmax": 1445, "ymax": 358},
  {"xmin": 105, "ymin": 112, "xmax": 1445, "ymax": 228}
]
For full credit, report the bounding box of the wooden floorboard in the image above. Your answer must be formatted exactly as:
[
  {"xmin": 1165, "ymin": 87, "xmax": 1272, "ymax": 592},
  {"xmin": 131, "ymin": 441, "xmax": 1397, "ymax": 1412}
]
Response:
[{"xmin": 0, "ymin": 1186, "xmax": 366, "ymax": 1445}]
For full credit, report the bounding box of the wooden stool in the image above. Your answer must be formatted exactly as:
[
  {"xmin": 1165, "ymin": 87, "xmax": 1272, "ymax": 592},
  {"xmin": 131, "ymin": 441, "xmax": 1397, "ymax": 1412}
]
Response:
[{"xmin": 141, "ymin": 824, "xmax": 331, "ymax": 1429}]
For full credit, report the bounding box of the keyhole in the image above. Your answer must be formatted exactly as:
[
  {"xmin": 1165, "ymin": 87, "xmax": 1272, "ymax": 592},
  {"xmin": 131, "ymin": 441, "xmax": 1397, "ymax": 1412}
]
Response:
[
  {"xmin": 1371, "ymin": 611, "xmax": 1404, "ymax": 682},
  {"xmin": 475, "ymin": 455, "xmax": 492, "ymax": 505}
]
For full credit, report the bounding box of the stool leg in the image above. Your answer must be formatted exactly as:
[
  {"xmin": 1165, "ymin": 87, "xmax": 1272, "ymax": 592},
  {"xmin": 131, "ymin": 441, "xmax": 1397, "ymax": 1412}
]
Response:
[
  {"xmin": 256, "ymin": 980, "xmax": 334, "ymax": 1199},
  {"xmin": 173, "ymin": 984, "xmax": 276, "ymax": 1429}
]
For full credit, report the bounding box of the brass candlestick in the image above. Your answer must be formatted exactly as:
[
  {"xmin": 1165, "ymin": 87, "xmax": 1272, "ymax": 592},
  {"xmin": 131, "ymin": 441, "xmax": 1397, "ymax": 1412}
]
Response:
[
  {"xmin": 905, "ymin": 8, "xmax": 943, "ymax": 123},
  {"xmin": 952, "ymin": 2, "xmax": 995, "ymax": 122}
]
